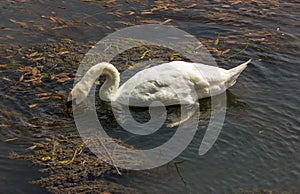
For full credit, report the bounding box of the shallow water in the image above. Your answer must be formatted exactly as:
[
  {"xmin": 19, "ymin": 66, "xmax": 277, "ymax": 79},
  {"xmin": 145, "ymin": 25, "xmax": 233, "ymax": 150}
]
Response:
[{"xmin": 1, "ymin": 0, "xmax": 299, "ymax": 193}]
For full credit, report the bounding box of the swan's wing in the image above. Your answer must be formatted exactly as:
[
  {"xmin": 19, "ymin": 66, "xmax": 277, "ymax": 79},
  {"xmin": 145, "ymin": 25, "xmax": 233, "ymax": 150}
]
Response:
[{"xmin": 114, "ymin": 64, "xmax": 199, "ymax": 106}]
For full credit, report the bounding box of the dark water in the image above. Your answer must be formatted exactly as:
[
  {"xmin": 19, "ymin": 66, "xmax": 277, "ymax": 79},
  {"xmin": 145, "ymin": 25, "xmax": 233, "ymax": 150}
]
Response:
[{"xmin": 1, "ymin": 0, "xmax": 299, "ymax": 193}]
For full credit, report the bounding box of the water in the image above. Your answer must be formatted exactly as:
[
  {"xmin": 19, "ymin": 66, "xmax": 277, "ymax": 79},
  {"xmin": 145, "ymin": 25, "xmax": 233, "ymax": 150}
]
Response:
[{"xmin": 1, "ymin": 0, "xmax": 299, "ymax": 193}]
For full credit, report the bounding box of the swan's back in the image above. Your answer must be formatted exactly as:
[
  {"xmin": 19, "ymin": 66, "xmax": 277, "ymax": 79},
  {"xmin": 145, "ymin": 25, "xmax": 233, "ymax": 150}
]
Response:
[{"xmin": 112, "ymin": 60, "xmax": 249, "ymax": 107}]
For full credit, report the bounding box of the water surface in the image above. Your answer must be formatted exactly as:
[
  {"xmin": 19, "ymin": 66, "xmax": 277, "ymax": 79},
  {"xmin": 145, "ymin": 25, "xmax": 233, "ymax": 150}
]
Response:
[{"xmin": 0, "ymin": 0, "xmax": 299, "ymax": 193}]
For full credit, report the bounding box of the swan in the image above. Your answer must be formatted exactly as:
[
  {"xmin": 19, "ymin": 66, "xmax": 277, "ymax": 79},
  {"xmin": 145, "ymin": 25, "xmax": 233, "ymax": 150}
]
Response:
[{"xmin": 68, "ymin": 59, "xmax": 251, "ymax": 107}]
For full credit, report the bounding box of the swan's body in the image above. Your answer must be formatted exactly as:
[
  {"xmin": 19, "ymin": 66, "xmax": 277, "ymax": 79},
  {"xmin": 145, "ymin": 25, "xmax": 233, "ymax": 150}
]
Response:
[{"xmin": 69, "ymin": 59, "xmax": 251, "ymax": 107}]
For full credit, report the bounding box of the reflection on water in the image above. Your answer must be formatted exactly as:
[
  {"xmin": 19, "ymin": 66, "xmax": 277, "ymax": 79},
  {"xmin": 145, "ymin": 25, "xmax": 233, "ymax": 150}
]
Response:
[{"xmin": 1, "ymin": 0, "xmax": 299, "ymax": 193}]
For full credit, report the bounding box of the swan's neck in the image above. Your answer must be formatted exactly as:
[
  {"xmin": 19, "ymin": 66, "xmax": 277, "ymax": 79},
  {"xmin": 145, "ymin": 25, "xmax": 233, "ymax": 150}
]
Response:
[
  {"xmin": 99, "ymin": 63, "xmax": 120, "ymax": 101},
  {"xmin": 79, "ymin": 62, "xmax": 120, "ymax": 102}
]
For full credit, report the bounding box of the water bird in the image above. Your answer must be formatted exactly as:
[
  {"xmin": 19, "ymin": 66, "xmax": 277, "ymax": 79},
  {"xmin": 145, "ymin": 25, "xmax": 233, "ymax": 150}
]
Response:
[{"xmin": 67, "ymin": 59, "xmax": 251, "ymax": 108}]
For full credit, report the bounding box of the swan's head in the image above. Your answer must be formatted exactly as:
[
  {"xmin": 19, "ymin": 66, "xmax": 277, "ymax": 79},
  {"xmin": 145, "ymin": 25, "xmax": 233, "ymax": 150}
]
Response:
[{"xmin": 66, "ymin": 84, "xmax": 89, "ymax": 113}]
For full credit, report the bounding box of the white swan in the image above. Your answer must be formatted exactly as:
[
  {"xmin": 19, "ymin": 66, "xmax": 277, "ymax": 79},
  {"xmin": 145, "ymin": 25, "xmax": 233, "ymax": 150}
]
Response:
[{"xmin": 68, "ymin": 59, "xmax": 251, "ymax": 107}]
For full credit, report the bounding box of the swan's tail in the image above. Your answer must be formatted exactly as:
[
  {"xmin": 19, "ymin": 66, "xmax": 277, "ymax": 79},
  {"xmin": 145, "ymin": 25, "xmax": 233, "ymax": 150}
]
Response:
[{"xmin": 226, "ymin": 59, "xmax": 252, "ymax": 87}]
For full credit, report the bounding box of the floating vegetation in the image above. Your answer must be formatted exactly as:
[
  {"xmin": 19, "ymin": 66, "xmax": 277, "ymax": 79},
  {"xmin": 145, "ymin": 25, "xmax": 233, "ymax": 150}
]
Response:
[
  {"xmin": 10, "ymin": 134, "xmax": 139, "ymax": 194},
  {"xmin": 1, "ymin": 0, "xmax": 288, "ymax": 50}
]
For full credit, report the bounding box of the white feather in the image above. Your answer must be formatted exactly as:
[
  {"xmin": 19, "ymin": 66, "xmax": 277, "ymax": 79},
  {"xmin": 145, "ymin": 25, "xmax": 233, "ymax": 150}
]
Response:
[{"xmin": 69, "ymin": 59, "xmax": 251, "ymax": 107}]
